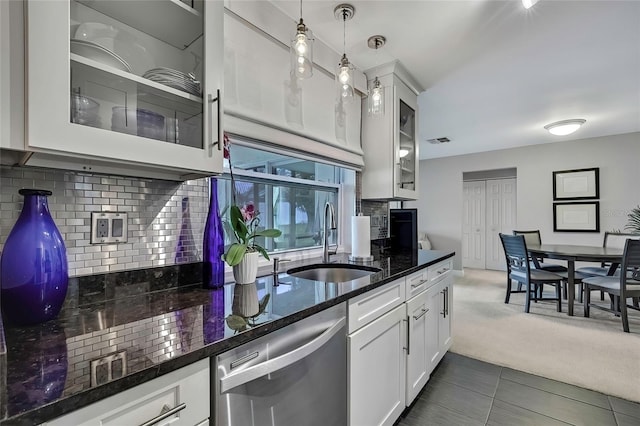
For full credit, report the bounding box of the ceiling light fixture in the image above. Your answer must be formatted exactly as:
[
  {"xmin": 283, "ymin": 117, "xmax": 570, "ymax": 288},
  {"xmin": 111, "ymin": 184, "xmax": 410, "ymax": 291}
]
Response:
[
  {"xmin": 522, "ymin": 0, "xmax": 539, "ymax": 9},
  {"xmin": 367, "ymin": 35, "xmax": 386, "ymax": 118},
  {"xmin": 335, "ymin": 4, "xmax": 355, "ymax": 104},
  {"xmin": 544, "ymin": 119, "xmax": 586, "ymax": 136},
  {"xmin": 290, "ymin": 0, "xmax": 314, "ymax": 79}
]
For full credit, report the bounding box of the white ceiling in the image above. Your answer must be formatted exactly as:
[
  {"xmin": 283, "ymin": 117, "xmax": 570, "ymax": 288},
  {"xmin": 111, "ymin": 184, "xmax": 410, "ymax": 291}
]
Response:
[{"xmin": 271, "ymin": 0, "xmax": 640, "ymax": 159}]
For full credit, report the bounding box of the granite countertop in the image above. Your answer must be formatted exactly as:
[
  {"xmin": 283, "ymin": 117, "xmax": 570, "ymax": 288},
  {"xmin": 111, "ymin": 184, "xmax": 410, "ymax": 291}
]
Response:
[{"xmin": 0, "ymin": 249, "xmax": 454, "ymax": 425}]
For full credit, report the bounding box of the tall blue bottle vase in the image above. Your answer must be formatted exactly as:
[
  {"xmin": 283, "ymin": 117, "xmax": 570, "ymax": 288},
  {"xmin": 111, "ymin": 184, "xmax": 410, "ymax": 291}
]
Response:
[
  {"xmin": 1, "ymin": 189, "xmax": 68, "ymax": 325},
  {"xmin": 203, "ymin": 178, "xmax": 225, "ymax": 288}
]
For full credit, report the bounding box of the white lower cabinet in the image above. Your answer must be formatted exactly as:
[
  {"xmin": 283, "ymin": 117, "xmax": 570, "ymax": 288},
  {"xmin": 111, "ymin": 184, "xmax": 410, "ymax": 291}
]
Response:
[
  {"xmin": 405, "ymin": 289, "xmax": 432, "ymax": 405},
  {"xmin": 348, "ymin": 259, "xmax": 454, "ymax": 424},
  {"xmin": 44, "ymin": 359, "xmax": 209, "ymax": 426},
  {"xmin": 348, "ymin": 304, "xmax": 406, "ymax": 426},
  {"xmin": 426, "ymin": 273, "xmax": 453, "ymax": 372}
]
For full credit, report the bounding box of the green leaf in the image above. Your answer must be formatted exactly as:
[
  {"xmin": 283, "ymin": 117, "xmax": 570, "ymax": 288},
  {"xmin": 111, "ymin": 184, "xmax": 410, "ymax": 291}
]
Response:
[
  {"xmin": 226, "ymin": 314, "xmax": 248, "ymax": 331},
  {"xmin": 252, "ymin": 228, "xmax": 282, "ymax": 238},
  {"xmin": 224, "ymin": 243, "xmax": 248, "ymax": 266},
  {"xmin": 254, "ymin": 245, "xmax": 270, "ymax": 261}
]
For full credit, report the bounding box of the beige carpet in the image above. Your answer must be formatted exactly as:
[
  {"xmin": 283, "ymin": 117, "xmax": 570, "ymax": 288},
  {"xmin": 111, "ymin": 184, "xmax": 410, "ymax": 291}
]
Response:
[{"xmin": 450, "ymin": 268, "xmax": 640, "ymax": 403}]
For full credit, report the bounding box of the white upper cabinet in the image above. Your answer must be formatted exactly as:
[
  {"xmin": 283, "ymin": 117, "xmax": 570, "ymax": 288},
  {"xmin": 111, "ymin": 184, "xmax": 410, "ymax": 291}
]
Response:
[
  {"xmin": 361, "ymin": 61, "xmax": 422, "ymax": 200},
  {"xmin": 24, "ymin": 0, "xmax": 223, "ymax": 179},
  {"xmin": 223, "ymin": 1, "xmax": 365, "ymax": 169}
]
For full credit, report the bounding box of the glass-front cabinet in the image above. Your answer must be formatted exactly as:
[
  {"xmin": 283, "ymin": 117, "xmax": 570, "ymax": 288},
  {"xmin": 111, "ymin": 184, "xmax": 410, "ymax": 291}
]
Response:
[
  {"xmin": 26, "ymin": 0, "xmax": 223, "ymax": 178},
  {"xmin": 361, "ymin": 68, "xmax": 420, "ymax": 200},
  {"xmin": 396, "ymin": 91, "xmax": 417, "ymax": 198}
]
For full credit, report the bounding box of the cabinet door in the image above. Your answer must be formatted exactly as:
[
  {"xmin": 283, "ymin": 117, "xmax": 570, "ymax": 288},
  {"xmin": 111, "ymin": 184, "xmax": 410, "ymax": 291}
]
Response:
[
  {"xmin": 439, "ymin": 279, "xmax": 453, "ymax": 353},
  {"xmin": 393, "ymin": 78, "xmax": 418, "ymax": 200},
  {"xmin": 425, "ymin": 283, "xmax": 442, "ymax": 372},
  {"xmin": 405, "ymin": 290, "xmax": 430, "ymax": 406},
  {"xmin": 26, "ymin": 0, "xmax": 223, "ymax": 176},
  {"xmin": 348, "ymin": 304, "xmax": 406, "ymax": 426}
]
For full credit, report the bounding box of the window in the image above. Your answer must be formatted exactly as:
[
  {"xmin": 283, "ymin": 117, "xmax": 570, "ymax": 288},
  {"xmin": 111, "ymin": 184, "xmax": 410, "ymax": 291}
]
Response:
[{"xmin": 217, "ymin": 143, "xmax": 354, "ymax": 253}]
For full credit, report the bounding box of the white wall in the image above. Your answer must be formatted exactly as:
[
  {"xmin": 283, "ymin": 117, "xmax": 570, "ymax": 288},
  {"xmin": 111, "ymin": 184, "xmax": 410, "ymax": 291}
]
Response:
[{"xmin": 411, "ymin": 132, "xmax": 640, "ymax": 270}]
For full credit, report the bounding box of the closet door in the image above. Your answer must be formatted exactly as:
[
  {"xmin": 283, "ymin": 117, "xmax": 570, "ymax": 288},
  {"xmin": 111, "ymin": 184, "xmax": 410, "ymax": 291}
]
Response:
[
  {"xmin": 485, "ymin": 179, "xmax": 517, "ymax": 270},
  {"xmin": 462, "ymin": 181, "xmax": 486, "ymax": 269}
]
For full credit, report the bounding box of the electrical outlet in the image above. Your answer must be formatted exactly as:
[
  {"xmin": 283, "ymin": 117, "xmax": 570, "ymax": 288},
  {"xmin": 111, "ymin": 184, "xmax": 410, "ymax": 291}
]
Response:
[
  {"xmin": 91, "ymin": 212, "xmax": 128, "ymax": 244},
  {"xmin": 96, "ymin": 219, "xmax": 109, "ymax": 238}
]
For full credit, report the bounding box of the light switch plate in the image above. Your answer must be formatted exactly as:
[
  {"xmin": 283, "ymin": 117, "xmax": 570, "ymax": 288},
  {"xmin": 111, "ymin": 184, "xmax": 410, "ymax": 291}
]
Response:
[{"xmin": 91, "ymin": 212, "xmax": 128, "ymax": 244}]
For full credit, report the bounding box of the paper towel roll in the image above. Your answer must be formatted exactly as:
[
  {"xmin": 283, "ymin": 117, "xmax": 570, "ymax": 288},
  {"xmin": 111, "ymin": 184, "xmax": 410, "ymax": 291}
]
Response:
[{"xmin": 351, "ymin": 215, "xmax": 371, "ymax": 258}]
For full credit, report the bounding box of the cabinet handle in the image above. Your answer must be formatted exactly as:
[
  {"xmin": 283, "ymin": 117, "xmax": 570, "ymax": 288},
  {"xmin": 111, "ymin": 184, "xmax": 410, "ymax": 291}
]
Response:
[
  {"xmin": 405, "ymin": 316, "xmax": 410, "ymax": 355},
  {"xmin": 411, "ymin": 279, "xmax": 427, "ymax": 288},
  {"xmin": 442, "ymin": 290, "xmax": 447, "ymax": 318},
  {"xmin": 437, "ymin": 268, "xmax": 449, "ymax": 275},
  {"xmin": 445, "ymin": 287, "xmax": 449, "ymax": 316},
  {"xmin": 413, "ymin": 308, "xmax": 429, "ymax": 321},
  {"xmin": 138, "ymin": 403, "xmax": 186, "ymax": 426},
  {"xmin": 208, "ymin": 89, "xmax": 222, "ymax": 154}
]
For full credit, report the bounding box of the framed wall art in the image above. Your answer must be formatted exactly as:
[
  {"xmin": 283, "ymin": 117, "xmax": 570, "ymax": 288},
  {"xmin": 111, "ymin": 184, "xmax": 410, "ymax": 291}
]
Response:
[
  {"xmin": 552, "ymin": 167, "xmax": 599, "ymax": 201},
  {"xmin": 553, "ymin": 201, "xmax": 600, "ymax": 232}
]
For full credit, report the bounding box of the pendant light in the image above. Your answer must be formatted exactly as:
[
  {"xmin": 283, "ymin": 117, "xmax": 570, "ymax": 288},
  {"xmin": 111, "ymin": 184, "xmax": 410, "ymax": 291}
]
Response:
[
  {"xmin": 291, "ymin": 0, "xmax": 313, "ymax": 79},
  {"xmin": 335, "ymin": 4, "xmax": 355, "ymax": 104},
  {"xmin": 367, "ymin": 35, "xmax": 386, "ymax": 117}
]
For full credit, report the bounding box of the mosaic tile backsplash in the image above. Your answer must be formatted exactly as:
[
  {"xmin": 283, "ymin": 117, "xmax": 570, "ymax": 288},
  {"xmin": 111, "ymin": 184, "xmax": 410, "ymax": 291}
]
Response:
[{"xmin": 0, "ymin": 165, "xmax": 210, "ymax": 277}]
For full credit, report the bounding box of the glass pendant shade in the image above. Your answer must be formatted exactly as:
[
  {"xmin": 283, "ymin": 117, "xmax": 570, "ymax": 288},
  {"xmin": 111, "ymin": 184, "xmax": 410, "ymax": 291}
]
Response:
[
  {"xmin": 291, "ymin": 19, "xmax": 313, "ymax": 79},
  {"xmin": 336, "ymin": 54, "xmax": 355, "ymax": 103},
  {"xmin": 368, "ymin": 77, "xmax": 384, "ymax": 117}
]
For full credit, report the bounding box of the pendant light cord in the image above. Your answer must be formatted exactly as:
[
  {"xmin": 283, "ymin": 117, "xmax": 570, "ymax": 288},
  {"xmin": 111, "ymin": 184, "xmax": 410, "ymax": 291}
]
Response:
[
  {"xmin": 342, "ymin": 10, "xmax": 346, "ymax": 55},
  {"xmin": 300, "ymin": 0, "xmax": 303, "ymax": 20}
]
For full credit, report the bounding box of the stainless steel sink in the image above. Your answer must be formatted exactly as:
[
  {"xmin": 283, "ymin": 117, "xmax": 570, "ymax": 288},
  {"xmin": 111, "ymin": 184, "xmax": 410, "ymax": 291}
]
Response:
[{"xmin": 286, "ymin": 264, "xmax": 381, "ymax": 283}]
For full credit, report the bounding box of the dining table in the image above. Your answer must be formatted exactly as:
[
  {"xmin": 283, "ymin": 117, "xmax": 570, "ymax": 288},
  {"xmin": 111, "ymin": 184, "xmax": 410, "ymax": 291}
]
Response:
[{"xmin": 527, "ymin": 244, "xmax": 624, "ymax": 316}]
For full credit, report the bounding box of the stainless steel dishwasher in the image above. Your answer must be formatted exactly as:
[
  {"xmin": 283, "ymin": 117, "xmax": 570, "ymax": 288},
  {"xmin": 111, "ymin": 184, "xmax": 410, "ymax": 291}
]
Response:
[{"xmin": 215, "ymin": 303, "xmax": 347, "ymax": 426}]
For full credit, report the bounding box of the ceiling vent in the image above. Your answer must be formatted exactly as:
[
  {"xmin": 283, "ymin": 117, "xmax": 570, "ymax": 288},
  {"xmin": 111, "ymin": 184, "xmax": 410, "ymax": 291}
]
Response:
[{"xmin": 426, "ymin": 137, "xmax": 451, "ymax": 144}]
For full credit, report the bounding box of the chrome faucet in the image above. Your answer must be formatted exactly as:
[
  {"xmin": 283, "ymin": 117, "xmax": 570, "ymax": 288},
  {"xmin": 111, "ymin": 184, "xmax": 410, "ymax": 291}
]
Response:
[
  {"xmin": 323, "ymin": 202, "xmax": 337, "ymax": 263},
  {"xmin": 272, "ymin": 257, "xmax": 291, "ymax": 286}
]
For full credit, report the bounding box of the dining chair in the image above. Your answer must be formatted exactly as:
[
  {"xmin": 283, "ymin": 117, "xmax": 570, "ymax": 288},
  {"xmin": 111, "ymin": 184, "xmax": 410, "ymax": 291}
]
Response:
[
  {"xmin": 512, "ymin": 230, "xmax": 568, "ymax": 273},
  {"xmin": 500, "ymin": 233, "xmax": 563, "ymax": 313},
  {"xmin": 577, "ymin": 232, "xmax": 640, "ymax": 305},
  {"xmin": 582, "ymin": 239, "xmax": 640, "ymax": 332},
  {"xmin": 577, "ymin": 232, "xmax": 640, "ymax": 277}
]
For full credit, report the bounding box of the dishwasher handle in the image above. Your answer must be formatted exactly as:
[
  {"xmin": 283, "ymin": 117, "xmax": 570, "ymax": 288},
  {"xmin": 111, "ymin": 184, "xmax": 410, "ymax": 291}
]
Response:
[{"xmin": 220, "ymin": 317, "xmax": 346, "ymax": 394}]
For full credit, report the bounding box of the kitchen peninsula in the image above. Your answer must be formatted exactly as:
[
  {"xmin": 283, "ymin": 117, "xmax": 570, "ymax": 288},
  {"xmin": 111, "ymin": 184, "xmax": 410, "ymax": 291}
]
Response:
[{"xmin": 0, "ymin": 249, "xmax": 454, "ymax": 425}]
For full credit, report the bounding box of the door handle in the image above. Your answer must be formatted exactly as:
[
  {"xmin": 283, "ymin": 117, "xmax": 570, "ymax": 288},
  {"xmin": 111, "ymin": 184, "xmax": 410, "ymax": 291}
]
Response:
[
  {"xmin": 208, "ymin": 89, "xmax": 222, "ymax": 155},
  {"xmin": 413, "ymin": 308, "xmax": 429, "ymax": 321},
  {"xmin": 138, "ymin": 403, "xmax": 186, "ymax": 426},
  {"xmin": 411, "ymin": 279, "xmax": 427, "ymax": 288},
  {"xmin": 220, "ymin": 317, "xmax": 346, "ymax": 393}
]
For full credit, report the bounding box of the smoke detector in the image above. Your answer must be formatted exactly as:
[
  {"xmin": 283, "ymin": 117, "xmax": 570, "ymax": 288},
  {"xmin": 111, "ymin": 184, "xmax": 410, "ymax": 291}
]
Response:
[{"xmin": 426, "ymin": 137, "xmax": 451, "ymax": 144}]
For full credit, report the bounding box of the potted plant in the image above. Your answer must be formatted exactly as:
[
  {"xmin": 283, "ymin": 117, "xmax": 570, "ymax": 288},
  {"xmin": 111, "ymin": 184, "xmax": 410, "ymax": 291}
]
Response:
[
  {"xmin": 223, "ymin": 203, "xmax": 281, "ymax": 284},
  {"xmin": 221, "ymin": 134, "xmax": 282, "ymax": 284},
  {"xmin": 625, "ymin": 205, "xmax": 640, "ymax": 234}
]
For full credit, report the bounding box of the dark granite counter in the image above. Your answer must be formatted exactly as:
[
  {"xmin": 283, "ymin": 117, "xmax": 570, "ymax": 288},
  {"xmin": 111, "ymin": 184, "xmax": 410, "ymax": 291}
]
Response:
[{"xmin": 0, "ymin": 249, "xmax": 454, "ymax": 425}]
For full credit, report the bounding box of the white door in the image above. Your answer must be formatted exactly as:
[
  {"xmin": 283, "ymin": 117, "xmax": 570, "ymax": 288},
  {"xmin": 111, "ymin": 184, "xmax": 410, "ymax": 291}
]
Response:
[
  {"xmin": 485, "ymin": 179, "xmax": 517, "ymax": 270},
  {"xmin": 462, "ymin": 181, "xmax": 486, "ymax": 269},
  {"xmin": 348, "ymin": 304, "xmax": 406, "ymax": 426}
]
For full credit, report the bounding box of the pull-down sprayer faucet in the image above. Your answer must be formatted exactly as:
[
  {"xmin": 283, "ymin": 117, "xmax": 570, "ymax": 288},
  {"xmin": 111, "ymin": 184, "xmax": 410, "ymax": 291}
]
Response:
[{"xmin": 323, "ymin": 202, "xmax": 337, "ymax": 263}]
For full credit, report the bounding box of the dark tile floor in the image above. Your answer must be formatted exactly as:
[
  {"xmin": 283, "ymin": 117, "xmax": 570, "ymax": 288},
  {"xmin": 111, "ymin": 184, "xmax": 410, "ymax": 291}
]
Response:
[{"xmin": 398, "ymin": 352, "xmax": 640, "ymax": 426}]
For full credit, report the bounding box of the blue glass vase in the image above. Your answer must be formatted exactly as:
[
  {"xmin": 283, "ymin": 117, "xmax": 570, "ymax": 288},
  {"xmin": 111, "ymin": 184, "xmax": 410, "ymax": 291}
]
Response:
[
  {"xmin": 203, "ymin": 178, "xmax": 225, "ymax": 288},
  {"xmin": 1, "ymin": 189, "xmax": 68, "ymax": 325}
]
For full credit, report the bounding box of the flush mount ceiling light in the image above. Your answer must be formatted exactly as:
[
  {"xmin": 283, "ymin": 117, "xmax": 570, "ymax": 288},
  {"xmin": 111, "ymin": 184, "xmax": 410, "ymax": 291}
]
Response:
[
  {"xmin": 367, "ymin": 35, "xmax": 386, "ymax": 118},
  {"xmin": 335, "ymin": 4, "xmax": 355, "ymax": 104},
  {"xmin": 522, "ymin": 0, "xmax": 539, "ymax": 9},
  {"xmin": 290, "ymin": 0, "xmax": 314, "ymax": 79},
  {"xmin": 544, "ymin": 119, "xmax": 586, "ymax": 136}
]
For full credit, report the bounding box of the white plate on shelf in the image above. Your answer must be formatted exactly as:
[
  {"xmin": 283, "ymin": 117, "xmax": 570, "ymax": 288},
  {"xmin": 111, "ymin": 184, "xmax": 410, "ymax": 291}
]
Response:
[
  {"xmin": 70, "ymin": 39, "xmax": 132, "ymax": 73},
  {"xmin": 74, "ymin": 23, "xmax": 154, "ymax": 75}
]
